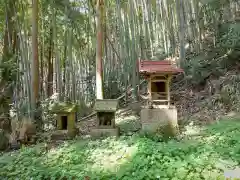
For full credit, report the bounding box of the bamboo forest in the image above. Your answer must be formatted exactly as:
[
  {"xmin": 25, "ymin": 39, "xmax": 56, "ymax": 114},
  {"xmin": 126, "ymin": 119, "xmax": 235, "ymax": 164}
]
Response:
[{"xmin": 1, "ymin": 0, "xmax": 240, "ymax": 179}]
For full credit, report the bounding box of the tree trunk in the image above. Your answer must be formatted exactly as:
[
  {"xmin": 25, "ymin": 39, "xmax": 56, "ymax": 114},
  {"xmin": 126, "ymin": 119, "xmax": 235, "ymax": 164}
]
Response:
[
  {"xmin": 0, "ymin": 0, "xmax": 16, "ymax": 133},
  {"xmin": 31, "ymin": 0, "xmax": 41, "ymax": 128},
  {"xmin": 47, "ymin": 26, "xmax": 53, "ymax": 97},
  {"xmin": 95, "ymin": 0, "xmax": 104, "ymax": 99},
  {"xmin": 176, "ymin": 0, "xmax": 186, "ymax": 66}
]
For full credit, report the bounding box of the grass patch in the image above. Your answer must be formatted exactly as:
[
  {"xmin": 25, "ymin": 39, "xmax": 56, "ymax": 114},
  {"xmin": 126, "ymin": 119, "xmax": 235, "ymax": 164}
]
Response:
[{"xmin": 1, "ymin": 118, "xmax": 240, "ymax": 179}]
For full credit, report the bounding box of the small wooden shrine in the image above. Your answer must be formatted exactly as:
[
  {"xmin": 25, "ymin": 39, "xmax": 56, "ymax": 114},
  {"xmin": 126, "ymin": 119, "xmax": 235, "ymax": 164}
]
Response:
[
  {"xmin": 139, "ymin": 60, "xmax": 183, "ymax": 137},
  {"xmin": 91, "ymin": 99, "xmax": 119, "ymax": 137},
  {"xmin": 139, "ymin": 60, "xmax": 183, "ymax": 107},
  {"xmin": 49, "ymin": 102, "xmax": 78, "ymax": 139}
]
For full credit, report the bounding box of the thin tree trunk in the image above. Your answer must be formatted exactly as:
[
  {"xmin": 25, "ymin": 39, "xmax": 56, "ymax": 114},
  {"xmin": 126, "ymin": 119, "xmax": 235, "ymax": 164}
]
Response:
[
  {"xmin": 176, "ymin": 0, "xmax": 186, "ymax": 66},
  {"xmin": 31, "ymin": 0, "xmax": 41, "ymax": 126},
  {"xmin": 129, "ymin": 0, "xmax": 138, "ymax": 101},
  {"xmin": 95, "ymin": 0, "xmax": 104, "ymax": 99},
  {"xmin": 47, "ymin": 26, "xmax": 54, "ymax": 97},
  {"xmin": 0, "ymin": 0, "xmax": 15, "ymax": 133}
]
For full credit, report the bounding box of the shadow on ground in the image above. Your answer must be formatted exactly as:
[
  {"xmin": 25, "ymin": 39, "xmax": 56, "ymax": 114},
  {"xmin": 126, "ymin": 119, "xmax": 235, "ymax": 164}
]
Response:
[{"xmin": 0, "ymin": 118, "xmax": 240, "ymax": 180}]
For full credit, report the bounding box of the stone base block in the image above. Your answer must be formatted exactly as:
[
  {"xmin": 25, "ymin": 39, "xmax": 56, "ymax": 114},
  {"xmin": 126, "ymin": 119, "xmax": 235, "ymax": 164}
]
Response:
[
  {"xmin": 51, "ymin": 130, "xmax": 77, "ymax": 140},
  {"xmin": 140, "ymin": 107, "xmax": 179, "ymax": 137},
  {"xmin": 90, "ymin": 127, "xmax": 120, "ymax": 138}
]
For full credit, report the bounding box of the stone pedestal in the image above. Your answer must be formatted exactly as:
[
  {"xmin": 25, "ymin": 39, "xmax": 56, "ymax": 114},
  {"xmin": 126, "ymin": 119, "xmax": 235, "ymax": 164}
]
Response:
[
  {"xmin": 90, "ymin": 127, "xmax": 120, "ymax": 138},
  {"xmin": 140, "ymin": 107, "xmax": 179, "ymax": 137},
  {"xmin": 51, "ymin": 129, "xmax": 77, "ymax": 140}
]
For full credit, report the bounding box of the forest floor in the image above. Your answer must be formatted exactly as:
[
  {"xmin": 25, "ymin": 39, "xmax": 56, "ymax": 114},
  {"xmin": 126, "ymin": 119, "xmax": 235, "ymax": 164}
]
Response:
[
  {"xmin": 1, "ymin": 68, "xmax": 240, "ymax": 179},
  {"xmin": 1, "ymin": 109, "xmax": 240, "ymax": 180}
]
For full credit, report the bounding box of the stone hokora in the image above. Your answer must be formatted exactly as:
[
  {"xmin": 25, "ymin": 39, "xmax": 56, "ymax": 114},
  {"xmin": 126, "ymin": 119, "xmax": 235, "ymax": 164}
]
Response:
[{"xmin": 90, "ymin": 99, "xmax": 119, "ymax": 137}]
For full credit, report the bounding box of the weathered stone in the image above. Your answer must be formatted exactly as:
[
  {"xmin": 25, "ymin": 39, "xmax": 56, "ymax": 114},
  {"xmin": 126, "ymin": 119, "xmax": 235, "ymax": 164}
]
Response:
[
  {"xmin": 140, "ymin": 107, "xmax": 179, "ymax": 137},
  {"xmin": 49, "ymin": 102, "xmax": 77, "ymax": 138},
  {"xmin": 90, "ymin": 127, "xmax": 120, "ymax": 138},
  {"xmin": 49, "ymin": 102, "xmax": 77, "ymax": 114},
  {"xmin": 67, "ymin": 127, "xmax": 79, "ymax": 139},
  {"xmin": 50, "ymin": 130, "xmax": 76, "ymax": 140},
  {"xmin": 94, "ymin": 99, "xmax": 119, "ymax": 112},
  {"xmin": 92, "ymin": 99, "xmax": 119, "ymax": 138}
]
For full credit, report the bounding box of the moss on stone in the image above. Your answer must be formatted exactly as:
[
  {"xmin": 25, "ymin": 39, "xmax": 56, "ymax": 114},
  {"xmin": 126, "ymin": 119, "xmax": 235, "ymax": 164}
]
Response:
[
  {"xmin": 49, "ymin": 102, "xmax": 77, "ymax": 114},
  {"xmin": 94, "ymin": 99, "xmax": 118, "ymax": 112}
]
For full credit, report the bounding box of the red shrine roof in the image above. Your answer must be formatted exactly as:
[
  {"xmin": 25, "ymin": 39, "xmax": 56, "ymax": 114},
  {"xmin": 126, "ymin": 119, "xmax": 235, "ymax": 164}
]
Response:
[{"xmin": 138, "ymin": 60, "xmax": 184, "ymax": 75}]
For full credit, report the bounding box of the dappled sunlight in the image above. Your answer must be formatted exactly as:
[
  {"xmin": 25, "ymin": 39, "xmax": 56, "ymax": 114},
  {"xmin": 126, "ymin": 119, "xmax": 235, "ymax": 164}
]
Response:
[
  {"xmin": 88, "ymin": 140, "xmax": 138, "ymax": 172},
  {"xmin": 116, "ymin": 108, "xmax": 132, "ymax": 117},
  {"xmin": 182, "ymin": 122, "xmax": 203, "ymax": 136},
  {"xmin": 41, "ymin": 140, "xmax": 91, "ymax": 168},
  {"xmin": 1, "ymin": 0, "xmax": 240, "ymax": 179},
  {"xmin": 116, "ymin": 114, "xmax": 141, "ymax": 134},
  {"xmin": 202, "ymin": 134, "xmax": 221, "ymax": 144},
  {"xmin": 116, "ymin": 114, "xmax": 138, "ymax": 122},
  {"xmin": 45, "ymin": 142, "xmax": 70, "ymax": 156},
  {"xmin": 1, "ymin": 118, "xmax": 240, "ymax": 179},
  {"xmin": 36, "ymin": 137, "xmax": 140, "ymax": 177},
  {"xmin": 116, "ymin": 114, "xmax": 140, "ymax": 128}
]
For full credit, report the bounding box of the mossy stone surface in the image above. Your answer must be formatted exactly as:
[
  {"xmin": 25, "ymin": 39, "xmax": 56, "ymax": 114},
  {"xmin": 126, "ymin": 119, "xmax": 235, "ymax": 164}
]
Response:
[
  {"xmin": 94, "ymin": 99, "xmax": 119, "ymax": 112},
  {"xmin": 49, "ymin": 102, "xmax": 77, "ymax": 114}
]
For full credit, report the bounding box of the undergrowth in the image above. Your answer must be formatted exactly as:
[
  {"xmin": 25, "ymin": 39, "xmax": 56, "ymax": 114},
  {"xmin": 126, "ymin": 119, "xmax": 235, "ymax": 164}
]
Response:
[{"xmin": 1, "ymin": 118, "xmax": 240, "ymax": 180}]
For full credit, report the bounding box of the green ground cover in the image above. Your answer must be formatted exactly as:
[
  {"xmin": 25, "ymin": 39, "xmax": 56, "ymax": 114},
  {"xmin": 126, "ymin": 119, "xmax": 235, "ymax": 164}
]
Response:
[{"xmin": 1, "ymin": 118, "xmax": 240, "ymax": 180}]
